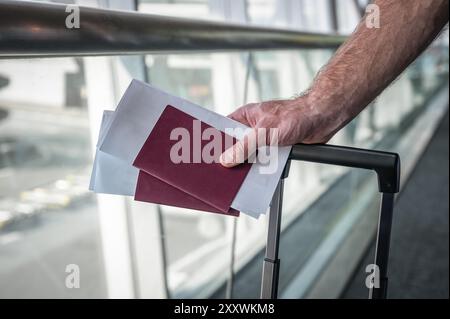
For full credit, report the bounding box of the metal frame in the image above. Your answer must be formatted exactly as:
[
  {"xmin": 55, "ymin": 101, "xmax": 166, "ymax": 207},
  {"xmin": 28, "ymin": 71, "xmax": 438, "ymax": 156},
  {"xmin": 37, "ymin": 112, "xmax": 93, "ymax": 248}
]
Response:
[
  {"xmin": 369, "ymin": 192, "xmax": 395, "ymax": 299},
  {"xmin": 261, "ymin": 160, "xmax": 290, "ymax": 299},
  {"xmin": 260, "ymin": 180, "xmax": 284, "ymax": 299},
  {"xmin": 0, "ymin": 0, "xmax": 346, "ymax": 59},
  {"xmin": 261, "ymin": 144, "xmax": 400, "ymax": 299}
]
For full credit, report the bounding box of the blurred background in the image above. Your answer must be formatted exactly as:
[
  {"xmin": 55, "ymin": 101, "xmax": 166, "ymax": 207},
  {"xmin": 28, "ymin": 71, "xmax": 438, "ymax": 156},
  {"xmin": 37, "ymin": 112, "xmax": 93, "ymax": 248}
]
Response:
[{"xmin": 0, "ymin": 0, "xmax": 448, "ymax": 299}]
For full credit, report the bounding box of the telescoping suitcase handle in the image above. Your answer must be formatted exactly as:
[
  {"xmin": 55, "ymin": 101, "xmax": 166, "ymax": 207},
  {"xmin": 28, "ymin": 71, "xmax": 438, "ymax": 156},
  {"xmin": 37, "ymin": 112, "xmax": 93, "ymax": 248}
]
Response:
[{"xmin": 260, "ymin": 143, "xmax": 400, "ymax": 300}]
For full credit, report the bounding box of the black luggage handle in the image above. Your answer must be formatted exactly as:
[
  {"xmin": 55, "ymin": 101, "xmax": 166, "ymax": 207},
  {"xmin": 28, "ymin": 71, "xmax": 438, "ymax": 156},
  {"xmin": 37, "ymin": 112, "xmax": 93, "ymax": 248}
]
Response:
[
  {"xmin": 289, "ymin": 144, "xmax": 400, "ymax": 193},
  {"xmin": 261, "ymin": 143, "xmax": 401, "ymax": 300}
]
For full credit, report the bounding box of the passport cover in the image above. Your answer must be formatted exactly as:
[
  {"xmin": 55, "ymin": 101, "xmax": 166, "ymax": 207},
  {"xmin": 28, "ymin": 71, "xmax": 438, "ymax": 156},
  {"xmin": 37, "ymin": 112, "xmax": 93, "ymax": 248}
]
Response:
[
  {"xmin": 135, "ymin": 170, "xmax": 239, "ymax": 216},
  {"xmin": 133, "ymin": 105, "xmax": 252, "ymax": 216}
]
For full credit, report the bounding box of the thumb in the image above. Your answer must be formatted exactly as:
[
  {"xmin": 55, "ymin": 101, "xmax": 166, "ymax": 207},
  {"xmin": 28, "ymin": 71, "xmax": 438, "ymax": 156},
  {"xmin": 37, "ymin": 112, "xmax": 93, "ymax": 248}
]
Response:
[{"xmin": 220, "ymin": 129, "xmax": 258, "ymax": 168}]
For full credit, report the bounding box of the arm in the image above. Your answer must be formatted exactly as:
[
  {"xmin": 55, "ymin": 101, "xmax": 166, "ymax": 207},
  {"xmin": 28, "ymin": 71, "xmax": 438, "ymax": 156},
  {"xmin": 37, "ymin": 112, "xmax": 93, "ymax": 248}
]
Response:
[{"xmin": 220, "ymin": 0, "xmax": 449, "ymax": 167}]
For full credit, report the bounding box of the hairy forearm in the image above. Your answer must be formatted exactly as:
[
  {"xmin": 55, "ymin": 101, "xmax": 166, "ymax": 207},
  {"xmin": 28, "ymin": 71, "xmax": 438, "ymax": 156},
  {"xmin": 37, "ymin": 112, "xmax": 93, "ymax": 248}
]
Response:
[
  {"xmin": 221, "ymin": 0, "xmax": 449, "ymax": 165},
  {"xmin": 304, "ymin": 0, "xmax": 449, "ymax": 140}
]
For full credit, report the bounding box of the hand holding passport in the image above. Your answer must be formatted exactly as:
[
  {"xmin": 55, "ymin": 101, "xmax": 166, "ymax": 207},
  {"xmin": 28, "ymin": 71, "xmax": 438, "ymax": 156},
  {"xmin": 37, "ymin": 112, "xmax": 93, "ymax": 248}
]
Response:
[
  {"xmin": 90, "ymin": 80, "xmax": 291, "ymax": 218},
  {"xmin": 134, "ymin": 105, "xmax": 252, "ymax": 216}
]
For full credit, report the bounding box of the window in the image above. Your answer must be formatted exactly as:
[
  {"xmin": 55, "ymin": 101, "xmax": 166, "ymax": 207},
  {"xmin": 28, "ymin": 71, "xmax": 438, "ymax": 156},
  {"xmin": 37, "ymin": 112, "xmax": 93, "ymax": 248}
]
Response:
[
  {"xmin": 2, "ymin": 0, "xmax": 447, "ymax": 299},
  {"xmin": 0, "ymin": 57, "xmax": 107, "ymax": 298}
]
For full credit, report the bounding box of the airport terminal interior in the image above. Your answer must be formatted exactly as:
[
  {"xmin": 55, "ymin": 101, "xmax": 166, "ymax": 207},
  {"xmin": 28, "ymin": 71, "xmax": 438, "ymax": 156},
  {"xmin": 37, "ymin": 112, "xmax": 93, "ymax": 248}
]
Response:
[{"xmin": 0, "ymin": 0, "xmax": 448, "ymax": 299}]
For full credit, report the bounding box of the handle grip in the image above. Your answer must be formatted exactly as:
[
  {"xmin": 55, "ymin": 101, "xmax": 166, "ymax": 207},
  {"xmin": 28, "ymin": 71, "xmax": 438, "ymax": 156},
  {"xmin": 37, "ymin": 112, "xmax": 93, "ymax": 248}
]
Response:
[{"xmin": 289, "ymin": 144, "xmax": 401, "ymax": 193}]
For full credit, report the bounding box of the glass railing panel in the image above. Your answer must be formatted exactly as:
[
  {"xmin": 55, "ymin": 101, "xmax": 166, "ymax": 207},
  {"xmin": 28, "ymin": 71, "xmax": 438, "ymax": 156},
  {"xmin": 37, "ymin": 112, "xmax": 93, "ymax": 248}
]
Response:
[
  {"xmin": 0, "ymin": 57, "xmax": 107, "ymax": 298},
  {"xmin": 276, "ymin": 44, "xmax": 449, "ymax": 299},
  {"xmin": 1, "ymin": 0, "xmax": 447, "ymax": 299},
  {"xmin": 139, "ymin": 0, "xmax": 209, "ymax": 19},
  {"xmin": 140, "ymin": 41, "xmax": 448, "ymax": 298},
  {"xmin": 1, "ymin": 41, "xmax": 446, "ymax": 298}
]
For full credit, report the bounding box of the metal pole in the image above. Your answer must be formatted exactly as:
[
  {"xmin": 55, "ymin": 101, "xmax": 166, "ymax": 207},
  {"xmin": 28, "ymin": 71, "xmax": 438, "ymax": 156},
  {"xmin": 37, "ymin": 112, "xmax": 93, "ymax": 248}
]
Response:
[
  {"xmin": 369, "ymin": 192, "xmax": 395, "ymax": 299},
  {"xmin": 260, "ymin": 179, "xmax": 284, "ymax": 299},
  {"xmin": 329, "ymin": 0, "xmax": 339, "ymax": 32},
  {"xmin": 0, "ymin": 0, "xmax": 346, "ymax": 59},
  {"xmin": 225, "ymin": 216, "xmax": 238, "ymax": 299}
]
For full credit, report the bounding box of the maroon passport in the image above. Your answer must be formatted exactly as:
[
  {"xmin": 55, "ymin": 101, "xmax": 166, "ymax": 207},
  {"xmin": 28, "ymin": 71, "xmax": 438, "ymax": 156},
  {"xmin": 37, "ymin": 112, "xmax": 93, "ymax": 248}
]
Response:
[
  {"xmin": 135, "ymin": 171, "xmax": 239, "ymax": 216},
  {"xmin": 133, "ymin": 105, "xmax": 252, "ymax": 216}
]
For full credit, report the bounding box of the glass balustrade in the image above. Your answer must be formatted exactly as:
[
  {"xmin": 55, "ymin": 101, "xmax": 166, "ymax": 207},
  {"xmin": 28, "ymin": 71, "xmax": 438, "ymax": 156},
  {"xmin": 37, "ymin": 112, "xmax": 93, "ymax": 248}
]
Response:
[{"xmin": 0, "ymin": 0, "xmax": 447, "ymax": 299}]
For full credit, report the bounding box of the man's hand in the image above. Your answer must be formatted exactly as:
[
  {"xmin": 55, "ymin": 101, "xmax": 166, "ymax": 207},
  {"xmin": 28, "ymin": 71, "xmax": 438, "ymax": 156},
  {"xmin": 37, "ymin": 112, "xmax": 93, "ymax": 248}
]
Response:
[
  {"xmin": 219, "ymin": 95, "xmax": 337, "ymax": 168},
  {"xmin": 220, "ymin": 0, "xmax": 448, "ymax": 168}
]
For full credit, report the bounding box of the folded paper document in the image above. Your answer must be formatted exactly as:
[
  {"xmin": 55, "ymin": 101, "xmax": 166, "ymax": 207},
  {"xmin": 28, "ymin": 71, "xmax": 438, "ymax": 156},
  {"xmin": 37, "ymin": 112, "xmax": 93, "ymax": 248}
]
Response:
[
  {"xmin": 89, "ymin": 111, "xmax": 138, "ymax": 196},
  {"xmin": 91, "ymin": 79, "xmax": 292, "ymax": 218},
  {"xmin": 90, "ymin": 110, "xmax": 240, "ymax": 216}
]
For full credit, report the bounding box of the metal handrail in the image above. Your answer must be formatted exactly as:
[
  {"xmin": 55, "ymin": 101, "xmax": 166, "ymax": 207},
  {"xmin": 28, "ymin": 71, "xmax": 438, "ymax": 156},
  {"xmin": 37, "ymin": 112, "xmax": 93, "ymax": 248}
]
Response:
[{"xmin": 0, "ymin": 0, "xmax": 347, "ymax": 58}]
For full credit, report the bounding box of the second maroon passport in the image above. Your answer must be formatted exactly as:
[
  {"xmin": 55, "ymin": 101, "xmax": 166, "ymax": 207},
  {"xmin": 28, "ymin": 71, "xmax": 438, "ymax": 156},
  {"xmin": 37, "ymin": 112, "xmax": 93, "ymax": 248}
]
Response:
[
  {"xmin": 133, "ymin": 105, "xmax": 252, "ymax": 216},
  {"xmin": 135, "ymin": 171, "xmax": 239, "ymax": 216}
]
